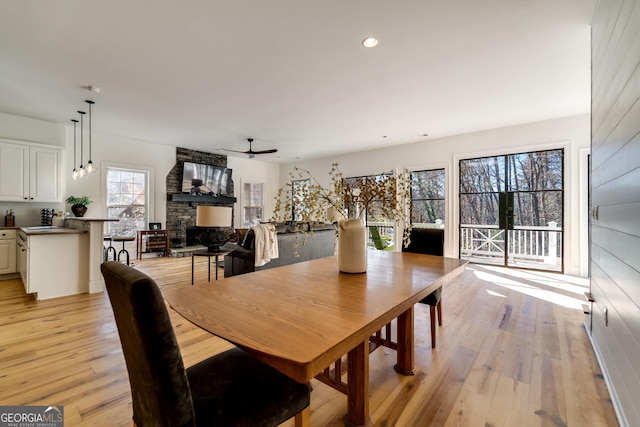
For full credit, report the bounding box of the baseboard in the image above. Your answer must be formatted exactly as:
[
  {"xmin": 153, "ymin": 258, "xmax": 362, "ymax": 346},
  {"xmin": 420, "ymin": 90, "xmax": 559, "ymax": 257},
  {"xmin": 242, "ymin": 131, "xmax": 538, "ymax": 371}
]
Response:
[{"xmin": 584, "ymin": 324, "xmax": 629, "ymax": 427}]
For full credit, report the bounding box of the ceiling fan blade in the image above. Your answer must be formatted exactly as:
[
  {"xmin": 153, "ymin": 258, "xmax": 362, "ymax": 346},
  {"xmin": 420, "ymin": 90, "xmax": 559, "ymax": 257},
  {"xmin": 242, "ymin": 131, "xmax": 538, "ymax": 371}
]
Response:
[
  {"xmin": 222, "ymin": 148, "xmax": 249, "ymax": 154},
  {"xmin": 222, "ymin": 138, "xmax": 277, "ymax": 156},
  {"xmin": 250, "ymin": 149, "xmax": 278, "ymax": 154}
]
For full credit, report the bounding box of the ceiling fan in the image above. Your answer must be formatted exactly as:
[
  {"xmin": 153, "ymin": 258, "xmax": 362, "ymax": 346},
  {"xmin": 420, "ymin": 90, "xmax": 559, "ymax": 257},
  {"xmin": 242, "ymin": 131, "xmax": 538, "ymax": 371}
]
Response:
[{"xmin": 223, "ymin": 138, "xmax": 277, "ymax": 158}]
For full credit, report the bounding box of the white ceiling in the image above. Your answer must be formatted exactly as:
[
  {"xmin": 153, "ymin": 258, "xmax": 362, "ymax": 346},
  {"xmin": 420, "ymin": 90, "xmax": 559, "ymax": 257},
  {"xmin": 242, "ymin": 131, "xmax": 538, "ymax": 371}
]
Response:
[{"xmin": 0, "ymin": 1, "xmax": 595, "ymax": 163}]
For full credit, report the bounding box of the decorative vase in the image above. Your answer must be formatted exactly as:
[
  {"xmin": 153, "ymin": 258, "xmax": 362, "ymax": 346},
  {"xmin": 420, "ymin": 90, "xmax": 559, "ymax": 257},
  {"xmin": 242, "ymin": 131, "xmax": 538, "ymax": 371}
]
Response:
[
  {"xmin": 338, "ymin": 218, "xmax": 367, "ymax": 273},
  {"xmin": 71, "ymin": 204, "xmax": 87, "ymax": 217}
]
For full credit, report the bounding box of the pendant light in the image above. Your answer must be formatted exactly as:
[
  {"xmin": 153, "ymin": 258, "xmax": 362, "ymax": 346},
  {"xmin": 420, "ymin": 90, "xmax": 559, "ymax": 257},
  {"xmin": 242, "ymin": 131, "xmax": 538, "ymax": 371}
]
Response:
[
  {"xmin": 85, "ymin": 100, "xmax": 98, "ymax": 175},
  {"xmin": 71, "ymin": 119, "xmax": 79, "ymax": 180},
  {"xmin": 77, "ymin": 110, "xmax": 87, "ymax": 179}
]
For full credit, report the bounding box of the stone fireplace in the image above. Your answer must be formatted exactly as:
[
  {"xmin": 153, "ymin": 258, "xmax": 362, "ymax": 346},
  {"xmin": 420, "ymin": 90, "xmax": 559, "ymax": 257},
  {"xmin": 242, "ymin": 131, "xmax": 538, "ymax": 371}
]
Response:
[
  {"xmin": 166, "ymin": 147, "xmax": 235, "ymax": 248},
  {"xmin": 186, "ymin": 226, "xmax": 205, "ymax": 246}
]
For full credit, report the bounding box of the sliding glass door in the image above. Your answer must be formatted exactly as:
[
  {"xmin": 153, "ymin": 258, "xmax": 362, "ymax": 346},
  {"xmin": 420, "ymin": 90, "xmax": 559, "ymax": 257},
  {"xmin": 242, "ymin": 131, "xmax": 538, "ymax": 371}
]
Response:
[{"xmin": 459, "ymin": 149, "xmax": 564, "ymax": 272}]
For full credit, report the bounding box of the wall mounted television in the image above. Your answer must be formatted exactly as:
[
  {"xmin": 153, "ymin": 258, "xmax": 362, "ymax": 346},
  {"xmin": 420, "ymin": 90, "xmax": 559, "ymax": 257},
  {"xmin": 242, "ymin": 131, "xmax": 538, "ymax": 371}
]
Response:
[{"xmin": 181, "ymin": 162, "xmax": 233, "ymax": 197}]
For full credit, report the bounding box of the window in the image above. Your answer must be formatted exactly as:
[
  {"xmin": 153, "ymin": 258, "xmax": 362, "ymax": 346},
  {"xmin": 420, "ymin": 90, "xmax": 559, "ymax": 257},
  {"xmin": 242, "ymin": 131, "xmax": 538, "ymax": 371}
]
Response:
[
  {"xmin": 410, "ymin": 168, "xmax": 445, "ymax": 227},
  {"xmin": 105, "ymin": 166, "xmax": 150, "ymax": 235},
  {"xmin": 344, "ymin": 173, "xmax": 394, "ymax": 222},
  {"xmin": 458, "ymin": 149, "xmax": 563, "ymax": 271},
  {"xmin": 345, "ymin": 173, "xmax": 395, "ymax": 243},
  {"xmin": 242, "ymin": 182, "xmax": 264, "ymax": 227},
  {"xmin": 291, "ymin": 179, "xmax": 310, "ymax": 222}
]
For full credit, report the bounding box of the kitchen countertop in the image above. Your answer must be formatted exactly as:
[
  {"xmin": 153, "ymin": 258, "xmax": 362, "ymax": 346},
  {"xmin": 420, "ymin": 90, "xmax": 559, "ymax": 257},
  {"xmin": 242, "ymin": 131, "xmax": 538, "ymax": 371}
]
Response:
[
  {"xmin": 19, "ymin": 226, "xmax": 87, "ymax": 235},
  {"xmin": 65, "ymin": 217, "xmax": 119, "ymax": 222}
]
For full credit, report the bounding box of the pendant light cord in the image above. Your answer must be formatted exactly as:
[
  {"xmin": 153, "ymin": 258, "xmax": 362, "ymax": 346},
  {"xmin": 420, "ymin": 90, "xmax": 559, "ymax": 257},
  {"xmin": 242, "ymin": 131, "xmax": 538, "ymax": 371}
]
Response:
[
  {"xmin": 72, "ymin": 119, "xmax": 77, "ymax": 167},
  {"xmin": 86, "ymin": 100, "xmax": 94, "ymax": 160},
  {"xmin": 78, "ymin": 111, "xmax": 85, "ymax": 167}
]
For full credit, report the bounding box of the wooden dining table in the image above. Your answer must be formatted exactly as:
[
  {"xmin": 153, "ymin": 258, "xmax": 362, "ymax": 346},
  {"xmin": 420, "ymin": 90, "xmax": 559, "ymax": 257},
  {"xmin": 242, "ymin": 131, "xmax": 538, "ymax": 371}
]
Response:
[{"xmin": 164, "ymin": 250, "xmax": 468, "ymax": 426}]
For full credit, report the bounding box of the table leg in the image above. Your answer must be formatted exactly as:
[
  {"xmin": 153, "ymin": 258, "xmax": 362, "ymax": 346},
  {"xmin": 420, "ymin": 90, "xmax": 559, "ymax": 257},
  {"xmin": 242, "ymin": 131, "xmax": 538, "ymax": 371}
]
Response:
[
  {"xmin": 394, "ymin": 307, "xmax": 416, "ymax": 376},
  {"xmin": 214, "ymin": 255, "xmax": 219, "ymax": 280},
  {"xmin": 345, "ymin": 340, "xmax": 372, "ymax": 427},
  {"xmin": 191, "ymin": 255, "xmax": 194, "ymax": 286},
  {"xmin": 207, "ymin": 255, "xmax": 211, "ymax": 282}
]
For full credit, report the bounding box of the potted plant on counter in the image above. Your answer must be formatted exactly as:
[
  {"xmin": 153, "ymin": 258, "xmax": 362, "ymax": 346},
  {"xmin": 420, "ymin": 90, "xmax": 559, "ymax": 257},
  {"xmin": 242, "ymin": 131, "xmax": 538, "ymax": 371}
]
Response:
[{"xmin": 66, "ymin": 195, "xmax": 93, "ymax": 217}]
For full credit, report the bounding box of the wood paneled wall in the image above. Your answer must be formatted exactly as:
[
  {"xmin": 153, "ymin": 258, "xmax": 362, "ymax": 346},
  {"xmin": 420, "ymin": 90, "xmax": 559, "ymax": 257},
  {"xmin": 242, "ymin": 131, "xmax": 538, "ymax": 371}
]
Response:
[{"xmin": 590, "ymin": 1, "xmax": 640, "ymax": 426}]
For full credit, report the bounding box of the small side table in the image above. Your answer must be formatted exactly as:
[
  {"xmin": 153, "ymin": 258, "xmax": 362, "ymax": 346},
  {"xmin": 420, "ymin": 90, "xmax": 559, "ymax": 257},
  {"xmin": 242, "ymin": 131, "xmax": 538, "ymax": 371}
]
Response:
[{"xmin": 191, "ymin": 249, "xmax": 229, "ymax": 285}]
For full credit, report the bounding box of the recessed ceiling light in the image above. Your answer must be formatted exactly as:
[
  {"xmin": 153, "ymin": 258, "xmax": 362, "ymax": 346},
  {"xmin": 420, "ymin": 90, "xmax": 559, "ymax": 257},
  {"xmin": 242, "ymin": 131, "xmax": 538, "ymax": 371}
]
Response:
[{"xmin": 362, "ymin": 37, "xmax": 378, "ymax": 48}]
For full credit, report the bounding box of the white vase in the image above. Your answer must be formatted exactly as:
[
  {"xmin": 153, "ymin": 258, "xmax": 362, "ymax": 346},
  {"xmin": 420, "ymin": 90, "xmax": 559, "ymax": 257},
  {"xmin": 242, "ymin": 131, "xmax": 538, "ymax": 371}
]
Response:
[{"xmin": 338, "ymin": 218, "xmax": 367, "ymax": 273}]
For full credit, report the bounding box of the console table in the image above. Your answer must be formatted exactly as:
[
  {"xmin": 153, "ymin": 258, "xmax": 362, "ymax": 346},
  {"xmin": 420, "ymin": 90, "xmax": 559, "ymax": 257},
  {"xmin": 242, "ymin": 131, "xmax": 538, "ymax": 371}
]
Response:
[{"xmin": 136, "ymin": 229, "xmax": 170, "ymax": 260}]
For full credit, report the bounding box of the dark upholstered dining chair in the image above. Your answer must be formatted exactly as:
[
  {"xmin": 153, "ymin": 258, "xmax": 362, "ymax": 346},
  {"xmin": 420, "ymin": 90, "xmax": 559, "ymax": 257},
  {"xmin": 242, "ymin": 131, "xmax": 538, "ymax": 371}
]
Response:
[
  {"xmin": 402, "ymin": 228, "xmax": 445, "ymax": 349},
  {"xmin": 101, "ymin": 261, "xmax": 310, "ymax": 427}
]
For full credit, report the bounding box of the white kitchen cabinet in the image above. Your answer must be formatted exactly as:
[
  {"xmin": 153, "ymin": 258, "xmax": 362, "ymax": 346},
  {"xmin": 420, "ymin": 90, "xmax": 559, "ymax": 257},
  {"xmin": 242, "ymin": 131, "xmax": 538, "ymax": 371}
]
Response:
[
  {"xmin": 0, "ymin": 139, "xmax": 61, "ymax": 202},
  {"xmin": 19, "ymin": 230, "xmax": 89, "ymax": 299},
  {"xmin": 0, "ymin": 229, "xmax": 17, "ymax": 274}
]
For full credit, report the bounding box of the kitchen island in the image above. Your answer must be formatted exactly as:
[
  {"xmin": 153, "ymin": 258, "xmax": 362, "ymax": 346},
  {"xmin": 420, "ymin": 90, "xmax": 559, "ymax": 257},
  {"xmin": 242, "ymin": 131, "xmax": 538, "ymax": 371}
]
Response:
[
  {"xmin": 18, "ymin": 226, "xmax": 88, "ymax": 300},
  {"xmin": 65, "ymin": 218, "xmax": 118, "ymax": 295},
  {"xmin": 18, "ymin": 217, "xmax": 118, "ymax": 300}
]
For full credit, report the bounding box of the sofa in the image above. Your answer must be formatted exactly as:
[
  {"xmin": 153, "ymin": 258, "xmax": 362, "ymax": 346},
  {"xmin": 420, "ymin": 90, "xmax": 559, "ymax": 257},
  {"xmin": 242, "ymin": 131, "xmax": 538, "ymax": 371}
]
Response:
[{"xmin": 224, "ymin": 223, "xmax": 336, "ymax": 278}]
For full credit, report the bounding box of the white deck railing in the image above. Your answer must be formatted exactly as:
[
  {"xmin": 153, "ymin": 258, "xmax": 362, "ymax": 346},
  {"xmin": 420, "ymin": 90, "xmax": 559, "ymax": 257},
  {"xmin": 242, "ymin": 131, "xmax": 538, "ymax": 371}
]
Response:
[
  {"xmin": 367, "ymin": 221, "xmax": 562, "ymax": 269},
  {"xmin": 460, "ymin": 222, "xmax": 561, "ymax": 266}
]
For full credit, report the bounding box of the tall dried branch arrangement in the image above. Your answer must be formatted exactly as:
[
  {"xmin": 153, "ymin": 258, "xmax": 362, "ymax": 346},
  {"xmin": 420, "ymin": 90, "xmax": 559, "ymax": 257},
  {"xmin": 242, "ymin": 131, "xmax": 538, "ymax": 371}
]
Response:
[{"xmin": 271, "ymin": 163, "xmax": 413, "ymax": 247}]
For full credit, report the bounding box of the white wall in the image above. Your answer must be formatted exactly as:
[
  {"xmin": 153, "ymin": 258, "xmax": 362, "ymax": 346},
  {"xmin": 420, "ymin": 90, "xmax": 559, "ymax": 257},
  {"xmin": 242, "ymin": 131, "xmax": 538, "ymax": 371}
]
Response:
[
  {"xmin": 0, "ymin": 112, "xmax": 175, "ymax": 227},
  {"xmin": 2, "ymin": 111, "xmax": 590, "ymax": 276},
  {"xmin": 0, "ymin": 111, "xmax": 282, "ymax": 231},
  {"xmin": 64, "ymin": 129, "xmax": 175, "ymax": 225},
  {"xmin": 279, "ymin": 114, "xmax": 590, "ymax": 276},
  {"xmin": 0, "ymin": 112, "xmax": 66, "ymax": 147},
  {"xmin": 74, "ymin": 134, "xmax": 279, "ymax": 229},
  {"xmin": 226, "ymin": 156, "xmax": 280, "ymax": 228},
  {"xmin": 0, "ymin": 114, "xmax": 67, "ymax": 226},
  {"xmin": 590, "ymin": 1, "xmax": 640, "ymax": 425}
]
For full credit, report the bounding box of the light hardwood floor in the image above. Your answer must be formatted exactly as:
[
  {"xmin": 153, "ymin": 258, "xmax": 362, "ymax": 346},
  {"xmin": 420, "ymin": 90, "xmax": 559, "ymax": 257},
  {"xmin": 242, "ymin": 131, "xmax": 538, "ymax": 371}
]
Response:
[{"xmin": 0, "ymin": 256, "xmax": 618, "ymax": 426}]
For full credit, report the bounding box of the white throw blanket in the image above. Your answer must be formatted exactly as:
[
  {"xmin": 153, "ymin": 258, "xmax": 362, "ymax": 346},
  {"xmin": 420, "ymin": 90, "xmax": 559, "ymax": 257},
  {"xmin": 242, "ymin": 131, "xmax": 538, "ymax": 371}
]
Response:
[{"xmin": 253, "ymin": 223, "xmax": 279, "ymax": 267}]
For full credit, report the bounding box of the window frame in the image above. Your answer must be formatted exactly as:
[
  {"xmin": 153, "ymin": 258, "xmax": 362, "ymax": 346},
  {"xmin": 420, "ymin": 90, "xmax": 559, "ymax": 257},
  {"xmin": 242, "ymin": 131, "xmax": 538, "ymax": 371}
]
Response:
[
  {"xmin": 242, "ymin": 181, "xmax": 264, "ymax": 227},
  {"xmin": 101, "ymin": 162, "xmax": 155, "ymax": 234},
  {"xmin": 344, "ymin": 172, "xmax": 396, "ymax": 248},
  {"xmin": 410, "ymin": 167, "xmax": 446, "ymax": 228}
]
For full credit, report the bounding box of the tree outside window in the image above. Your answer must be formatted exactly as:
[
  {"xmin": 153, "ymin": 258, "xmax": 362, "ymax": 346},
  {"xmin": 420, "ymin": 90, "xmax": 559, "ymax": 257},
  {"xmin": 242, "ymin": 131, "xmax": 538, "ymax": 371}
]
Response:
[
  {"xmin": 344, "ymin": 173, "xmax": 394, "ymax": 222},
  {"xmin": 345, "ymin": 173, "xmax": 395, "ymax": 241},
  {"xmin": 105, "ymin": 167, "xmax": 148, "ymax": 235},
  {"xmin": 410, "ymin": 168, "xmax": 445, "ymax": 227}
]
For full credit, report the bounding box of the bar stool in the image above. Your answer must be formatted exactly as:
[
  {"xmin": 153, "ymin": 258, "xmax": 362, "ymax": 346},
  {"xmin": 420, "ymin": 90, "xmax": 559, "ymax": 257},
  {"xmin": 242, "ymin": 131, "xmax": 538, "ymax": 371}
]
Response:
[
  {"xmin": 104, "ymin": 236, "xmax": 117, "ymax": 261},
  {"xmin": 112, "ymin": 236, "xmax": 136, "ymax": 265}
]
